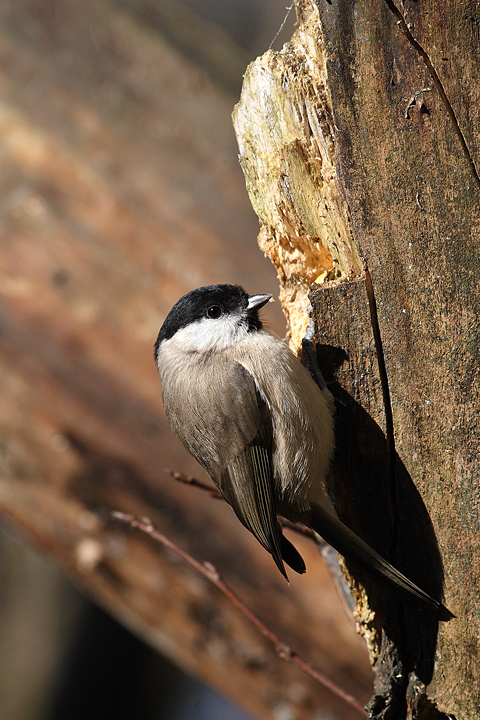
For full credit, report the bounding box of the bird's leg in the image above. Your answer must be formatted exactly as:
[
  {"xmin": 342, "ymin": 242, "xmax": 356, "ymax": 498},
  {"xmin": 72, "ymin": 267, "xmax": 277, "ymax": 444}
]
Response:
[{"xmin": 301, "ymin": 306, "xmax": 327, "ymax": 392}]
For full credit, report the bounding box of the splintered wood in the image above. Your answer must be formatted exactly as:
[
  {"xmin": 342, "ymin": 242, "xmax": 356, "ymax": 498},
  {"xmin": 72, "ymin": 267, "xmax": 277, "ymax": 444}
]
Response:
[{"xmin": 233, "ymin": 5, "xmax": 362, "ymax": 349}]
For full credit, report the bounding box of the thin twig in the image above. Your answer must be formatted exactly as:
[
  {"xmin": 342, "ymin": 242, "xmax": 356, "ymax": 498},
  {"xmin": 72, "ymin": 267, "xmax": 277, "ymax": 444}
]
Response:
[
  {"xmin": 280, "ymin": 517, "xmax": 320, "ymax": 543},
  {"xmin": 166, "ymin": 469, "xmax": 321, "ymax": 542},
  {"xmin": 112, "ymin": 511, "xmax": 367, "ymax": 716},
  {"xmin": 166, "ymin": 468, "xmax": 222, "ymax": 498}
]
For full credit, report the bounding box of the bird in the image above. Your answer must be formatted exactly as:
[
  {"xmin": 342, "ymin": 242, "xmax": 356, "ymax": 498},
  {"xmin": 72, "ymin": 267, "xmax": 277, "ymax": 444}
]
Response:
[{"xmin": 154, "ymin": 283, "xmax": 453, "ymax": 621}]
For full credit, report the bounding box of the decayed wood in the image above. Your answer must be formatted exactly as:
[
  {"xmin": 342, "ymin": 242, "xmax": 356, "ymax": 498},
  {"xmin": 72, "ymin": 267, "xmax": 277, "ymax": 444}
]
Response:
[
  {"xmin": 310, "ymin": 279, "xmax": 446, "ymax": 717},
  {"xmin": 233, "ymin": 21, "xmax": 363, "ymax": 347},
  {"xmin": 234, "ymin": 1, "xmax": 480, "ymax": 717},
  {"xmin": 0, "ymin": 1, "xmax": 374, "ymax": 719}
]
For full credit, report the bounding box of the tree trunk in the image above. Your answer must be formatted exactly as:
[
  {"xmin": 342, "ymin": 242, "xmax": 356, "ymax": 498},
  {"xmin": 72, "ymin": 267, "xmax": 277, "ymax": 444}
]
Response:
[{"xmin": 233, "ymin": 1, "xmax": 480, "ymax": 717}]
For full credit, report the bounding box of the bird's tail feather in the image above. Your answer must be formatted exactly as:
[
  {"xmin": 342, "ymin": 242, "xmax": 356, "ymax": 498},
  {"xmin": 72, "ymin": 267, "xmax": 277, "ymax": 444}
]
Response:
[{"xmin": 308, "ymin": 504, "xmax": 454, "ymax": 621}]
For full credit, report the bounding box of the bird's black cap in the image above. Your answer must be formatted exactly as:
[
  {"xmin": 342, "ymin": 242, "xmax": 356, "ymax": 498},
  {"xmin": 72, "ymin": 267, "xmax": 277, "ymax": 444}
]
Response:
[{"xmin": 154, "ymin": 284, "xmax": 268, "ymax": 360}]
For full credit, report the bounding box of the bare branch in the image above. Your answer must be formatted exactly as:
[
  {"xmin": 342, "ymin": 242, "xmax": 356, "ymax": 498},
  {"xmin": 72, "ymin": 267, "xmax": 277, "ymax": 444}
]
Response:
[
  {"xmin": 166, "ymin": 469, "xmax": 322, "ymax": 543},
  {"xmin": 112, "ymin": 511, "xmax": 367, "ymax": 717},
  {"xmin": 166, "ymin": 468, "xmax": 223, "ymax": 498}
]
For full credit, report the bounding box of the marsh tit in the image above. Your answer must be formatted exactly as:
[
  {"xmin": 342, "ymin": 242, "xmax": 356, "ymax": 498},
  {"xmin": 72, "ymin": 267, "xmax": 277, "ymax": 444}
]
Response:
[{"xmin": 154, "ymin": 284, "xmax": 452, "ymax": 620}]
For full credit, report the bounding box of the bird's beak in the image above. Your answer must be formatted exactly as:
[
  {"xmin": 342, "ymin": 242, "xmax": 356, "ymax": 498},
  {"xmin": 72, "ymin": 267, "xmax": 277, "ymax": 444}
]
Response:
[{"xmin": 247, "ymin": 293, "xmax": 273, "ymax": 310}]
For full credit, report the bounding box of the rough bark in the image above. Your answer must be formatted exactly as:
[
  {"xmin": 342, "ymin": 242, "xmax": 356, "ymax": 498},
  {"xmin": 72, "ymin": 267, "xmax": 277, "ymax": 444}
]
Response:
[
  {"xmin": 233, "ymin": 1, "xmax": 479, "ymax": 718},
  {"xmin": 0, "ymin": 1, "xmax": 373, "ymax": 719}
]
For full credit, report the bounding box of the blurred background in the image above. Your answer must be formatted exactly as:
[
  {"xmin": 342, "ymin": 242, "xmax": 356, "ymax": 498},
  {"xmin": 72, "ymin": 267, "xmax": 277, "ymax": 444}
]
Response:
[
  {"xmin": 0, "ymin": 1, "xmax": 372, "ymax": 719},
  {"xmin": 0, "ymin": 1, "xmax": 297, "ymax": 718}
]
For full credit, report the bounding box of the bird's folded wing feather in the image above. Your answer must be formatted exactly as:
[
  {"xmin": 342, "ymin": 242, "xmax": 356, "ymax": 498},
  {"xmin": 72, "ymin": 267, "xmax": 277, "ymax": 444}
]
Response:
[
  {"xmin": 176, "ymin": 360, "xmax": 304, "ymax": 576},
  {"xmin": 217, "ymin": 362, "xmax": 289, "ymax": 577}
]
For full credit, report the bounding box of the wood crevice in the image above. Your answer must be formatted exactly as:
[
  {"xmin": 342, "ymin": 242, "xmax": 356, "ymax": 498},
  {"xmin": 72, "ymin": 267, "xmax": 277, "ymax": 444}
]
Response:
[
  {"xmin": 364, "ymin": 265, "xmax": 398, "ymax": 545},
  {"xmin": 384, "ymin": 0, "xmax": 480, "ymax": 190}
]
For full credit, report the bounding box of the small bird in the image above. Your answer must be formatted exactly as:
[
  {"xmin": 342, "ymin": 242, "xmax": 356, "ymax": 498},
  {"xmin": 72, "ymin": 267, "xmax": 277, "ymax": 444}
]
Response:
[{"xmin": 154, "ymin": 284, "xmax": 452, "ymax": 620}]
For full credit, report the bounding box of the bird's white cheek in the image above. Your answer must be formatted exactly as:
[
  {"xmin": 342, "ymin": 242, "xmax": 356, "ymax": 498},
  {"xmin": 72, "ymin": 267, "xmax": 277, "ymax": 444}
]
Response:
[{"xmin": 163, "ymin": 315, "xmax": 247, "ymax": 353}]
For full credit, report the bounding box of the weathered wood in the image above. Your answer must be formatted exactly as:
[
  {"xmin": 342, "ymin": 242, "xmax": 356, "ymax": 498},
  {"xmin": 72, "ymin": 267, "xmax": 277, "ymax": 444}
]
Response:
[
  {"xmin": 0, "ymin": 1, "xmax": 373, "ymax": 718},
  {"xmin": 234, "ymin": 1, "xmax": 480, "ymax": 717},
  {"xmin": 311, "ymin": 278, "xmax": 446, "ymax": 717}
]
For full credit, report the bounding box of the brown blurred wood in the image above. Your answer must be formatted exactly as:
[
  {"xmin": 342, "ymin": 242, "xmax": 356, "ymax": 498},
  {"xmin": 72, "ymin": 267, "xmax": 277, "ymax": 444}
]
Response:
[
  {"xmin": 234, "ymin": 1, "xmax": 479, "ymax": 718},
  {"xmin": 0, "ymin": 1, "xmax": 373, "ymax": 719}
]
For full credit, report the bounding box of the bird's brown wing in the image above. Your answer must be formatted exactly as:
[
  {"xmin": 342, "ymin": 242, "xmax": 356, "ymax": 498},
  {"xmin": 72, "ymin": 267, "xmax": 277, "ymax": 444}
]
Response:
[{"xmin": 218, "ymin": 362, "xmax": 305, "ymax": 578}]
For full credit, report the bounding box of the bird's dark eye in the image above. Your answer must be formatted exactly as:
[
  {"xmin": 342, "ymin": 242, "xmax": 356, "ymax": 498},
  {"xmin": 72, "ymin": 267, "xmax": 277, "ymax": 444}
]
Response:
[{"xmin": 206, "ymin": 305, "xmax": 222, "ymax": 319}]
